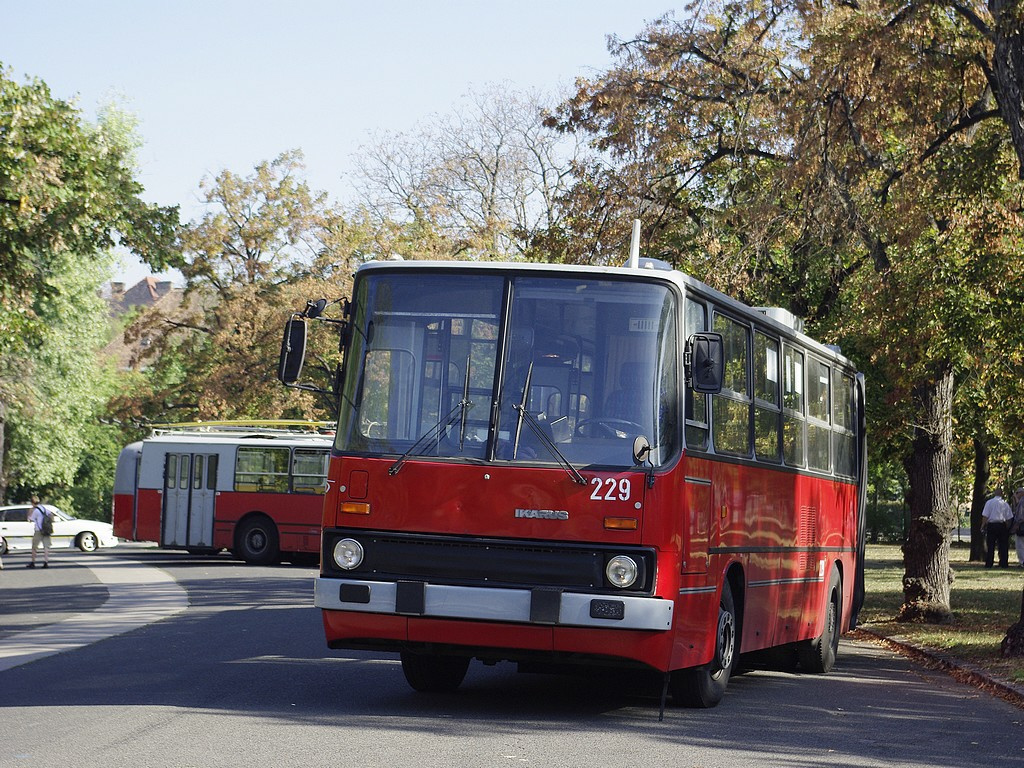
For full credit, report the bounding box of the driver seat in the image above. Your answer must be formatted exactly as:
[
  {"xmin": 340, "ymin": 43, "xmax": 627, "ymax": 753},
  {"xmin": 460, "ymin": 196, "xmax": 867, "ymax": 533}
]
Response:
[{"xmin": 604, "ymin": 363, "xmax": 645, "ymax": 424}]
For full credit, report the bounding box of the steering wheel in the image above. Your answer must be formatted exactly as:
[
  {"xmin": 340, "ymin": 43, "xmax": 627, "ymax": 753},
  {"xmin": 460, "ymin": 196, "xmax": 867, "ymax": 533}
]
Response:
[{"xmin": 575, "ymin": 418, "xmax": 645, "ymax": 439}]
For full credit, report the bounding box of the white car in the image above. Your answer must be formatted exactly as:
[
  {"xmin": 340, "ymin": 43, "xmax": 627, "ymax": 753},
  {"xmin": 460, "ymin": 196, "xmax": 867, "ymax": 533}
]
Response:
[{"xmin": 0, "ymin": 504, "xmax": 118, "ymax": 554}]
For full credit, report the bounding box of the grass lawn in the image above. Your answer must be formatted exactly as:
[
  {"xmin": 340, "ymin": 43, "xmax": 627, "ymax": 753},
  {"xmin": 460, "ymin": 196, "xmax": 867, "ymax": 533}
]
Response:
[{"xmin": 860, "ymin": 542, "xmax": 1024, "ymax": 685}]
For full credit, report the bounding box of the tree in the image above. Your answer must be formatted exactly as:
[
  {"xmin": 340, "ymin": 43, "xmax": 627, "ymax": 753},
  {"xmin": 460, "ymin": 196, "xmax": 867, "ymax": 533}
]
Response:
[
  {"xmin": 551, "ymin": 1, "xmax": 1024, "ymax": 620},
  {"xmin": 1, "ymin": 252, "xmax": 123, "ymax": 517},
  {"xmin": 115, "ymin": 152, "xmax": 358, "ymax": 425},
  {"xmin": 0, "ymin": 67, "xmax": 179, "ymax": 499},
  {"xmin": 354, "ymin": 85, "xmax": 582, "ymax": 261}
]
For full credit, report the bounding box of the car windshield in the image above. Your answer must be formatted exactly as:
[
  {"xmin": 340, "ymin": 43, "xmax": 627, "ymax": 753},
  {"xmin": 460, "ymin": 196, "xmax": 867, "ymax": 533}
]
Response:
[{"xmin": 337, "ymin": 271, "xmax": 679, "ymax": 468}]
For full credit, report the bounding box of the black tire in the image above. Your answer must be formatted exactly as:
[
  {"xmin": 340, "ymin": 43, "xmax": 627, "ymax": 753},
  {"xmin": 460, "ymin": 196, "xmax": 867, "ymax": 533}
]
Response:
[
  {"xmin": 400, "ymin": 652, "xmax": 470, "ymax": 693},
  {"xmin": 234, "ymin": 516, "xmax": 280, "ymax": 565},
  {"xmin": 798, "ymin": 566, "xmax": 841, "ymax": 673},
  {"xmin": 0, "ymin": 536, "xmax": 7, "ymax": 555},
  {"xmin": 671, "ymin": 579, "xmax": 738, "ymax": 708},
  {"xmin": 76, "ymin": 531, "xmax": 99, "ymax": 552}
]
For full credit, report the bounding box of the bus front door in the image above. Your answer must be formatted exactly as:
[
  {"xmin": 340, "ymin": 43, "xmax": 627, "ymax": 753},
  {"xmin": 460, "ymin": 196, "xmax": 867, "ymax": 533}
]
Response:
[{"xmin": 163, "ymin": 452, "xmax": 218, "ymax": 549}]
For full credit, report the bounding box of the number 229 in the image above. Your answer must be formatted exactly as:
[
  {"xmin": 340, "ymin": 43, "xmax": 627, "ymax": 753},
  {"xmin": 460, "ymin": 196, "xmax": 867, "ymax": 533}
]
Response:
[{"xmin": 590, "ymin": 477, "xmax": 631, "ymax": 501}]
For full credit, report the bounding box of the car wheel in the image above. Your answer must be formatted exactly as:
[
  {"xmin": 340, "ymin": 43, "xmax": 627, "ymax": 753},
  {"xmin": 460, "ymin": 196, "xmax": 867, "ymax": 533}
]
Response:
[
  {"xmin": 234, "ymin": 516, "xmax": 280, "ymax": 565},
  {"xmin": 77, "ymin": 531, "xmax": 99, "ymax": 552},
  {"xmin": 0, "ymin": 537, "xmax": 7, "ymax": 555}
]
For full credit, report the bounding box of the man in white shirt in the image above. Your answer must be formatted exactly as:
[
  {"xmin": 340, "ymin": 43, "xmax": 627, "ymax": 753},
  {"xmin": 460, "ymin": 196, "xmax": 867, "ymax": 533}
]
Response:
[{"xmin": 981, "ymin": 489, "xmax": 1013, "ymax": 568}]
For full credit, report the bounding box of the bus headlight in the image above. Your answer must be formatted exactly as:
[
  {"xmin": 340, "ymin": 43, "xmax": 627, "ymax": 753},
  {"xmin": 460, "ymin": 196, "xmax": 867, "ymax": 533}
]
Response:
[
  {"xmin": 333, "ymin": 538, "xmax": 365, "ymax": 570},
  {"xmin": 605, "ymin": 555, "xmax": 639, "ymax": 589}
]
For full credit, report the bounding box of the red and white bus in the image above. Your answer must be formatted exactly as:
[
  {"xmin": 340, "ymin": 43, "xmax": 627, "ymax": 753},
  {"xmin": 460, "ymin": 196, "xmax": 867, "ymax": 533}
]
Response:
[
  {"xmin": 282, "ymin": 257, "xmax": 866, "ymax": 707},
  {"xmin": 113, "ymin": 424, "xmax": 332, "ymax": 564}
]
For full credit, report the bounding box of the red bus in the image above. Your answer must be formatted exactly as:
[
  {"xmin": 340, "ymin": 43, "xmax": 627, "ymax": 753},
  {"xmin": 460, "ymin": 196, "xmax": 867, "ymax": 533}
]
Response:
[
  {"xmin": 113, "ymin": 424, "xmax": 332, "ymax": 564},
  {"xmin": 282, "ymin": 258, "xmax": 866, "ymax": 707}
]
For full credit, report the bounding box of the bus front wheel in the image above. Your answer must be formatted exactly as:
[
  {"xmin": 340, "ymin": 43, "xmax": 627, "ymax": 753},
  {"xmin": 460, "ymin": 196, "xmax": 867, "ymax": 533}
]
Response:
[
  {"xmin": 234, "ymin": 516, "xmax": 280, "ymax": 565},
  {"xmin": 671, "ymin": 579, "xmax": 737, "ymax": 708},
  {"xmin": 400, "ymin": 651, "xmax": 470, "ymax": 693}
]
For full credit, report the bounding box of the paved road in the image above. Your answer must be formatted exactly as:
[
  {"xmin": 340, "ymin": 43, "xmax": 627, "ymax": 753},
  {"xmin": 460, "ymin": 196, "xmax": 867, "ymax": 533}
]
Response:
[{"xmin": 1, "ymin": 545, "xmax": 1022, "ymax": 768}]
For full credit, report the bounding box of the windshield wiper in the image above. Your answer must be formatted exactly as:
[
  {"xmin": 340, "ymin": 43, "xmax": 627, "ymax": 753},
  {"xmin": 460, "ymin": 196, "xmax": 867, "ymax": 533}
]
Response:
[
  {"xmin": 511, "ymin": 404, "xmax": 587, "ymax": 486},
  {"xmin": 389, "ymin": 399, "xmax": 473, "ymax": 476},
  {"xmin": 512, "ymin": 361, "xmax": 534, "ymax": 459}
]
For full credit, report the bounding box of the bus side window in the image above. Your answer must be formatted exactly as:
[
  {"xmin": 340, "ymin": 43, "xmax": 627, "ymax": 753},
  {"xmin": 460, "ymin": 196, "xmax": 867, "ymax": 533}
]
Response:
[
  {"xmin": 807, "ymin": 357, "xmax": 831, "ymax": 472},
  {"xmin": 292, "ymin": 448, "xmax": 329, "ymax": 494},
  {"xmin": 833, "ymin": 371, "xmax": 856, "ymax": 477},
  {"xmin": 753, "ymin": 331, "xmax": 781, "ymax": 462},
  {"xmin": 235, "ymin": 447, "xmax": 289, "ymax": 493},
  {"xmin": 684, "ymin": 298, "xmax": 709, "ymax": 451},
  {"xmin": 712, "ymin": 313, "xmax": 751, "ymax": 456},
  {"xmin": 783, "ymin": 346, "xmax": 805, "ymax": 466}
]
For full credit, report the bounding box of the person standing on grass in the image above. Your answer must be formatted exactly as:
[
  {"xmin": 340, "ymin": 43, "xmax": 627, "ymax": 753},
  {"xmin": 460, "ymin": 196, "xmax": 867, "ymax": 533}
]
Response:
[
  {"xmin": 982, "ymin": 487, "xmax": 1013, "ymax": 568},
  {"xmin": 1011, "ymin": 487, "xmax": 1024, "ymax": 568},
  {"xmin": 27, "ymin": 495, "xmax": 52, "ymax": 569}
]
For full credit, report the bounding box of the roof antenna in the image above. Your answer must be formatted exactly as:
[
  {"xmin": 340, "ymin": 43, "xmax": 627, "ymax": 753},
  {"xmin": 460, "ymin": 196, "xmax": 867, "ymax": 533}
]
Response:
[{"xmin": 627, "ymin": 219, "xmax": 641, "ymax": 268}]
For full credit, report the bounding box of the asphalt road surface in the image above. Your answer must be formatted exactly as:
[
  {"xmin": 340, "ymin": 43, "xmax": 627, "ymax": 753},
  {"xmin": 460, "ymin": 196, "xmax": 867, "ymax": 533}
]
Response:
[{"xmin": 1, "ymin": 545, "xmax": 1022, "ymax": 768}]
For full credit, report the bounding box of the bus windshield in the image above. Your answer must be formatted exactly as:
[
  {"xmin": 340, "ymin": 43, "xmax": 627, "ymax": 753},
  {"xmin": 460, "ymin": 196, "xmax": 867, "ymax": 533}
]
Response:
[{"xmin": 337, "ymin": 271, "xmax": 679, "ymax": 469}]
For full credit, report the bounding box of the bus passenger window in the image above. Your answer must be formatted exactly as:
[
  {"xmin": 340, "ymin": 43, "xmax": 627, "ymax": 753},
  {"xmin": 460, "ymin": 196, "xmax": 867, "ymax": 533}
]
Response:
[
  {"xmin": 783, "ymin": 347, "xmax": 805, "ymax": 467},
  {"xmin": 754, "ymin": 332, "xmax": 781, "ymax": 462},
  {"xmin": 807, "ymin": 358, "xmax": 831, "ymax": 472},
  {"xmin": 712, "ymin": 314, "xmax": 751, "ymax": 456},
  {"xmin": 833, "ymin": 372, "xmax": 856, "ymax": 477},
  {"xmin": 293, "ymin": 448, "xmax": 329, "ymax": 494},
  {"xmin": 235, "ymin": 447, "xmax": 290, "ymax": 493}
]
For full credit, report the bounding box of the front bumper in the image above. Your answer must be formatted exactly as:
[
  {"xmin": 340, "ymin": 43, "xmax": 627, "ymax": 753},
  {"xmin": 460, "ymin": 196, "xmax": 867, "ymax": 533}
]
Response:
[{"xmin": 314, "ymin": 577, "xmax": 673, "ymax": 631}]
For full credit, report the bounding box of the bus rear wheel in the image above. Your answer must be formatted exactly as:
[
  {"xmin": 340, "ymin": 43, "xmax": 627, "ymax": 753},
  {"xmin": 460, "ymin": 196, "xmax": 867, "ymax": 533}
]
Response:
[
  {"xmin": 234, "ymin": 516, "xmax": 280, "ymax": 565},
  {"xmin": 799, "ymin": 566, "xmax": 841, "ymax": 673},
  {"xmin": 400, "ymin": 651, "xmax": 470, "ymax": 693},
  {"xmin": 671, "ymin": 579, "xmax": 737, "ymax": 708}
]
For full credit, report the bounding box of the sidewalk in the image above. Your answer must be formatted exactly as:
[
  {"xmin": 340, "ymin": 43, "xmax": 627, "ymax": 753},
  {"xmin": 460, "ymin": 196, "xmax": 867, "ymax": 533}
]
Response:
[
  {"xmin": 855, "ymin": 627, "xmax": 1024, "ymax": 708},
  {"xmin": 0, "ymin": 546, "xmax": 188, "ymax": 671}
]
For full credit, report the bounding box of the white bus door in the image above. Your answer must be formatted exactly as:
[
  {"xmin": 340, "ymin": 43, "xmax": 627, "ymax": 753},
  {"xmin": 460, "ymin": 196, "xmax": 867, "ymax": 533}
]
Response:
[
  {"xmin": 163, "ymin": 453, "xmax": 218, "ymax": 548},
  {"xmin": 187, "ymin": 453, "xmax": 217, "ymax": 547}
]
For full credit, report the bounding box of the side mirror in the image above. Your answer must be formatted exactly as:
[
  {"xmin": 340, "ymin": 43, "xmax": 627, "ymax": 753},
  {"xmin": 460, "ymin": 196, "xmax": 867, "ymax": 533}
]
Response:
[
  {"xmin": 278, "ymin": 316, "xmax": 308, "ymax": 385},
  {"xmin": 687, "ymin": 332, "xmax": 724, "ymax": 394},
  {"xmin": 632, "ymin": 435, "xmax": 652, "ymax": 466},
  {"xmin": 305, "ymin": 298, "xmax": 328, "ymax": 319}
]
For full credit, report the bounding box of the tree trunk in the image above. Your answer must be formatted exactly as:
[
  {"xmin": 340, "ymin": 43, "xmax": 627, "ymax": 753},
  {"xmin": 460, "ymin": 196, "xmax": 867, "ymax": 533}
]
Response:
[
  {"xmin": 899, "ymin": 367, "xmax": 956, "ymax": 623},
  {"xmin": 990, "ymin": 0, "xmax": 1024, "ymax": 178},
  {"xmin": 1001, "ymin": 586, "xmax": 1024, "ymax": 657},
  {"xmin": 970, "ymin": 437, "xmax": 990, "ymax": 562}
]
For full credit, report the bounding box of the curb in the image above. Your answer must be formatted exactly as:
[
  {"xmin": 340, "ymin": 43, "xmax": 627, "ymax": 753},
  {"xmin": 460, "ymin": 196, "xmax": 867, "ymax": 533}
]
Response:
[{"xmin": 853, "ymin": 628, "xmax": 1024, "ymax": 708}]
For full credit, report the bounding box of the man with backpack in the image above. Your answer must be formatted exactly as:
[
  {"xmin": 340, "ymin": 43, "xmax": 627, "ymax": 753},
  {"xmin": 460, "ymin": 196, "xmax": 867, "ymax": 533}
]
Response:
[{"xmin": 28, "ymin": 495, "xmax": 53, "ymax": 569}]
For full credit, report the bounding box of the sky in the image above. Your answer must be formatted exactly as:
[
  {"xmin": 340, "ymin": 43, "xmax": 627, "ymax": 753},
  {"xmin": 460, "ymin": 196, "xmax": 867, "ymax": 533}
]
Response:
[{"xmin": 1, "ymin": 1, "xmax": 678, "ymax": 285}]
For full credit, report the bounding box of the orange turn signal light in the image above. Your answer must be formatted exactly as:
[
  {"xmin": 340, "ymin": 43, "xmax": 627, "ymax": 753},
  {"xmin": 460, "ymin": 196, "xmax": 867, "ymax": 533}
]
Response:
[
  {"xmin": 340, "ymin": 502, "xmax": 371, "ymax": 515},
  {"xmin": 604, "ymin": 517, "xmax": 638, "ymax": 530}
]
